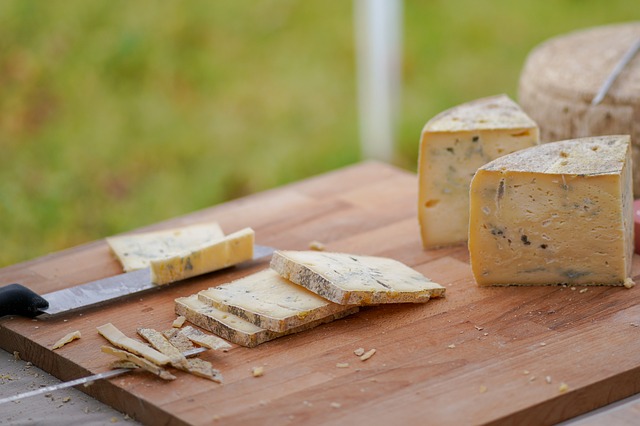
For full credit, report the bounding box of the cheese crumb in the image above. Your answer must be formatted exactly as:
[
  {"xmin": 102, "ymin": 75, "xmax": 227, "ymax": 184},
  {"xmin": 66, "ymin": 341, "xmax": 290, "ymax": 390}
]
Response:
[
  {"xmin": 579, "ymin": 288, "xmax": 588, "ymax": 294},
  {"xmin": 62, "ymin": 396, "xmax": 71, "ymax": 403},
  {"xmin": 558, "ymin": 382, "xmax": 569, "ymax": 393},
  {"xmin": 13, "ymin": 351, "xmax": 20, "ymax": 361},
  {"xmin": 624, "ymin": 278, "xmax": 635, "ymax": 289},
  {"xmin": 545, "ymin": 376, "xmax": 552, "ymax": 384},
  {"xmin": 354, "ymin": 348, "xmax": 365, "ymax": 357},
  {"xmin": 523, "ymin": 370, "xmax": 529, "ymax": 375},
  {"xmin": 252, "ymin": 366, "xmax": 265, "ymax": 377},
  {"xmin": 360, "ymin": 349, "xmax": 376, "ymax": 361},
  {"xmin": 172, "ymin": 316, "xmax": 186, "ymax": 328},
  {"xmin": 308, "ymin": 241, "xmax": 326, "ymax": 251},
  {"xmin": 330, "ymin": 402, "xmax": 342, "ymax": 409},
  {"xmin": 336, "ymin": 363, "xmax": 350, "ymax": 368},
  {"xmin": 474, "ymin": 325, "xmax": 484, "ymax": 331},
  {"xmin": 447, "ymin": 344, "xmax": 456, "ymax": 349},
  {"xmin": 479, "ymin": 385, "xmax": 487, "ymax": 393}
]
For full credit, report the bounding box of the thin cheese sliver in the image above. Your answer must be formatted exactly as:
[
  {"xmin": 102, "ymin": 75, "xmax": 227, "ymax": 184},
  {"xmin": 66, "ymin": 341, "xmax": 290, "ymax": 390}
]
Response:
[
  {"xmin": 97, "ymin": 323, "xmax": 171, "ymax": 366},
  {"xmin": 106, "ymin": 222, "xmax": 225, "ymax": 272},
  {"xmin": 197, "ymin": 269, "xmax": 357, "ymax": 332},
  {"xmin": 270, "ymin": 251, "xmax": 445, "ymax": 305},
  {"xmin": 101, "ymin": 346, "xmax": 175, "ymax": 380}
]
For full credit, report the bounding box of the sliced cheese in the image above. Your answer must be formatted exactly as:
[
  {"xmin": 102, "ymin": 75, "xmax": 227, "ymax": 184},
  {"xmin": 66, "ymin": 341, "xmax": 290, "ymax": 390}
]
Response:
[
  {"xmin": 197, "ymin": 269, "xmax": 357, "ymax": 332},
  {"xmin": 52, "ymin": 330, "xmax": 81, "ymax": 350},
  {"xmin": 175, "ymin": 295, "xmax": 358, "ymax": 348},
  {"xmin": 106, "ymin": 222, "xmax": 225, "ymax": 272},
  {"xmin": 269, "ymin": 250, "xmax": 445, "ymax": 305},
  {"xmin": 97, "ymin": 323, "xmax": 171, "ymax": 366},
  {"xmin": 178, "ymin": 325, "xmax": 232, "ymax": 351},
  {"xmin": 101, "ymin": 346, "xmax": 176, "ymax": 380},
  {"xmin": 469, "ymin": 135, "xmax": 634, "ymax": 286},
  {"xmin": 150, "ymin": 227, "xmax": 255, "ymax": 285},
  {"xmin": 162, "ymin": 328, "xmax": 196, "ymax": 352},
  {"xmin": 418, "ymin": 95, "xmax": 539, "ymax": 248}
]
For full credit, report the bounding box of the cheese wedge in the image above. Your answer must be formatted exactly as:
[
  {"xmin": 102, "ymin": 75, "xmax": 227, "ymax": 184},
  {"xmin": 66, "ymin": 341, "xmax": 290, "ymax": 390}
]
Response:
[
  {"xmin": 269, "ymin": 250, "xmax": 445, "ymax": 305},
  {"xmin": 197, "ymin": 269, "xmax": 356, "ymax": 332},
  {"xmin": 418, "ymin": 95, "xmax": 539, "ymax": 248},
  {"xmin": 107, "ymin": 222, "xmax": 225, "ymax": 272},
  {"xmin": 150, "ymin": 227, "xmax": 255, "ymax": 285},
  {"xmin": 469, "ymin": 135, "xmax": 634, "ymax": 286},
  {"xmin": 175, "ymin": 295, "xmax": 358, "ymax": 348}
]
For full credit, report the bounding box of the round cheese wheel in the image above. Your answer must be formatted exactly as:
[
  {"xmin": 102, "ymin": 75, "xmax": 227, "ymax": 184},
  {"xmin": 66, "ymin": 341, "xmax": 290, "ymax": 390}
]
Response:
[{"xmin": 518, "ymin": 23, "xmax": 640, "ymax": 194}]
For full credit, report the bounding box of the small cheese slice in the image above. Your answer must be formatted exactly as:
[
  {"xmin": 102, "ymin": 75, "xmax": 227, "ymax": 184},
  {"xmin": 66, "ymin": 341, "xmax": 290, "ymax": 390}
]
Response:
[
  {"xmin": 469, "ymin": 135, "xmax": 634, "ymax": 286},
  {"xmin": 97, "ymin": 323, "xmax": 171, "ymax": 366},
  {"xmin": 101, "ymin": 346, "xmax": 176, "ymax": 380},
  {"xmin": 52, "ymin": 330, "xmax": 81, "ymax": 350},
  {"xmin": 175, "ymin": 295, "xmax": 358, "ymax": 348},
  {"xmin": 150, "ymin": 227, "xmax": 255, "ymax": 285},
  {"xmin": 197, "ymin": 269, "xmax": 356, "ymax": 332},
  {"xmin": 269, "ymin": 251, "xmax": 445, "ymax": 305},
  {"xmin": 178, "ymin": 326, "xmax": 232, "ymax": 351},
  {"xmin": 418, "ymin": 95, "xmax": 539, "ymax": 248},
  {"xmin": 106, "ymin": 222, "xmax": 225, "ymax": 272}
]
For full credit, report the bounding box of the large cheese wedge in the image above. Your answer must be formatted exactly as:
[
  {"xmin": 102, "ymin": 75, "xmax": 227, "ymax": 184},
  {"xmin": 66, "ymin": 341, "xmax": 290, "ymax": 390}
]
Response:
[
  {"xmin": 175, "ymin": 295, "xmax": 358, "ymax": 348},
  {"xmin": 107, "ymin": 222, "xmax": 225, "ymax": 272},
  {"xmin": 197, "ymin": 269, "xmax": 356, "ymax": 332},
  {"xmin": 469, "ymin": 135, "xmax": 634, "ymax": 286},
  {"xmin": 418, "ymin": 95, "xmax": 539, "ymax": 248},
  {"xmin": 149, "ymin": 227, "xmax": 255, "ymax": 285},
  {"xmin": 270, "ymin": 250, "xmax": 445, "ymax": 305}
]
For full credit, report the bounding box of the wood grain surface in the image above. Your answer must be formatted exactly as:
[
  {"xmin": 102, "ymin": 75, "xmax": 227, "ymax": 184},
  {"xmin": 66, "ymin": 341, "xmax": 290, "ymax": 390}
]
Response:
[{"xmin": 1, "ymin": 161, "xmax": 640, "ymax": 426}]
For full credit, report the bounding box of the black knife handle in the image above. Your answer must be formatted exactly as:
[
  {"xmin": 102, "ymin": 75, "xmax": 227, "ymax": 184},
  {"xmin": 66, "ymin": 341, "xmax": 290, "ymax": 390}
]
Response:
[{"xmin": 0, "ymin": 284, "xmax": 49, "ymax": 318}]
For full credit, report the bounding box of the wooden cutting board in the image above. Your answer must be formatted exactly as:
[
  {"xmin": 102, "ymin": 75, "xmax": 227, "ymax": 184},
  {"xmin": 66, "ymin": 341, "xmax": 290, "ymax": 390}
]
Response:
[{"xmin": 1, "ymin": 161, "xmax": 639, "ymax": 426}]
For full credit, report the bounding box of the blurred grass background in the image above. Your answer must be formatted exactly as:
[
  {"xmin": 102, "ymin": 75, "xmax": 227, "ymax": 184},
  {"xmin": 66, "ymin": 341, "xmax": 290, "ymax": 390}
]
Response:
[{"xmin": 1, "ymin": 0, "xmax": 638, "ymax": 267}]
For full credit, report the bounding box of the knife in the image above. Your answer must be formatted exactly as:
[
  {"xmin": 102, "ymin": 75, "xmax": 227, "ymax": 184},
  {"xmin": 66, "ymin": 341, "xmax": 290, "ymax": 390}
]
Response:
[
  {"xmin": 0, "ymin": 346, "xmax": 208, "ymax": 405},
  {"xmin": 0, "ymin": 244, "xmax": 274, "ymax": 318}
]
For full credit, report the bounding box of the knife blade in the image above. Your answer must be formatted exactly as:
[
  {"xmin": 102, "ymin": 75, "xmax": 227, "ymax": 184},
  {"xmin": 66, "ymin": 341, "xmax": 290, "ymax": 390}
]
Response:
[
  {"xmin": 0, "ymin": 244, "xmax": 274, "ymax": 318},
  {"xmin": 0, "ymin": 346, "xmax": 208, "ymax": 405}
]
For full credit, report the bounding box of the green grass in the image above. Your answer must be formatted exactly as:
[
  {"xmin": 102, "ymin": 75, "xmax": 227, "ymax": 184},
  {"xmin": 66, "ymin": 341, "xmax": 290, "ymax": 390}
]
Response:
[{"xmin": 1, "ymin": 0, "xmax": 638, "ymax": 267}]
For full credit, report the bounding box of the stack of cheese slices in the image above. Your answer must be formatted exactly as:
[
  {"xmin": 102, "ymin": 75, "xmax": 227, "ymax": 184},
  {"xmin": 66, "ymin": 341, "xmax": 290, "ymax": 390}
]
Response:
[
  {"xmin": 418, "ymin": 94, "xmax": 635, "ymax": 288},
  {"xmin": 176, "ymin": 250, "xmax": 445, "ymax": 347}
]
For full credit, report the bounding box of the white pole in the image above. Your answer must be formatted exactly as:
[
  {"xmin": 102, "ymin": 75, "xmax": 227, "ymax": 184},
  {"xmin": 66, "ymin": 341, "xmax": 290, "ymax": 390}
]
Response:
[{"xmin": 354, "ymin": 0, "xmax": 402, "ymax": 161}]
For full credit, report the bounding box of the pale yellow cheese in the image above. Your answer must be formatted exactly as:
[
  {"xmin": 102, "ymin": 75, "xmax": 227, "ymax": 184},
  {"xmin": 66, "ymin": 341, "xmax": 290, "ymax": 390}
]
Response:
[
  {"xmin": 197, "ymin": 269, "xmax": 355, "ymax": 332},
  {"xmin": 150, "ymin": 227, "xmax": 255, "ymax": 285},
  {"xmin": 418, "ymin": 95, "xmax": 539, "ymax": 248},
  {"xmin": 469, "ymin": 135, "xmax": 633, "ymax": 286},
  {"xmin": 175, "ymin": 295, "xmax": 358, "ymax": 348},
  {"xmin": 97, "ymin": 323, "xmax": 171, "ymax": 366},
  {"xmin": 106, "ymin": 222, "xmax": 225, "ymax": 272},
  {"xmin": 270, "ymin": 250, "xmax": 445, "ymax": 305}
]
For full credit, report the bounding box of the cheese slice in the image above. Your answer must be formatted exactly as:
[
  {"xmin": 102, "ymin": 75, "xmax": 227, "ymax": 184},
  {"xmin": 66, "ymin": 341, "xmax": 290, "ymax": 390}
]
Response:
[
  {"xmin": 469, "ymin": 135, "xmax": 634, "ymax": 286},
  {"xmin": 197, "ymin": 269, "xmax": 356, "ymax": 332},
  {"xmin": 101, "ymin": 346, "xmax": 176, "ymax": 380},
  {"xmin": 269, "ymin": 250, "xmax": 446, "ymax": 305},
  {"xmin": 418, "ymin": 95, "xmax": 539, "ymax": 248},
  {"xmin": 150, "ymin": 227, "xmax": 255, "ymax": 285},
  {"xmin": 175, "ymin": 295, "xmax": 358, "ymax": 348},
  {"xmin": 107, "ymin": 222, "xmax": 225, "ymax": 272},
  {"xmin": 97, "ymin": 323, "xmax": 171, "ymax": 366}
]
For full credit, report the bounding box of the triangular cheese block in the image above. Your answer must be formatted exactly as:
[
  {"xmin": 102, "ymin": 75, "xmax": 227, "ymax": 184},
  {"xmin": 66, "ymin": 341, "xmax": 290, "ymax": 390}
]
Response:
[
  {"xmin": 418, "ymin": 95, "xmax": 539, "ymax": 248},
  {"xmin": 469, "ymin": 135, "xmax": 634, "ymax": 287}
]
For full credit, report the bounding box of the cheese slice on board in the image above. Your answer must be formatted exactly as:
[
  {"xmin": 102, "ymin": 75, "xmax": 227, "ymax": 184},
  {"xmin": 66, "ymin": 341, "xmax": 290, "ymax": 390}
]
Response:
[
  {"xmin": 150, "ymin": 227, "xmax": 255, "ymax": 285},
  {"xmin": 269, "ymin": 251, "xmax": 445, "ymax": 305},
  {"xmin": 175, "ymin": 295, "xmax": 358, "ymax": 348},
  {"xmin": 107, "ymin": 222, "xmax": 225, "ymax": 272},
  {"xmin": 469, "ymin": 135, "xmax": 634, "ymax": 286},
  {"xmin": 197, "ymin": 269, "xmax": 356, "ymax": 332},
  {"xmin": 418, "ymin": 95, "xmax": 539, "ymax": 248}
]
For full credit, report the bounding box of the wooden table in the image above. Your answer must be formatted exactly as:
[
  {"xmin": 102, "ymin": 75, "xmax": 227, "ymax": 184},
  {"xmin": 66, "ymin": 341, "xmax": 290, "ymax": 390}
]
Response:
[{"xmin": 1, "ymin": 161, "xmax": 639, "ymax": 425}]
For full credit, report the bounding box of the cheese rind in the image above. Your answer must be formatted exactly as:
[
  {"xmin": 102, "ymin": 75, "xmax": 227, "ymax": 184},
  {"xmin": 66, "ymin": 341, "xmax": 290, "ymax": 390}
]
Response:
[
  {"xmin": 150, "ymin": 227, "xmax": 255, "ymax": 285},
  {"xmin": 418, "ymin": 95, "xmax": 539, "ymax": 248},
  {"xmin": 106, "ymin": 222, "xmax": 225, "ymax": 272},
  {"xmin": 269, "ymin": 251, "xmax": 445, "ymax": 305},
  {"xmin": 469, "ymin": 135, "xmax": 634, "ymax": 286},
  {"xmin": 175, "ymin": 295, "xmax": 358, "ymax": 348},
  {"xmin": 197, "ymin": 269, "xmax": 355, "ymax": 332}
]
